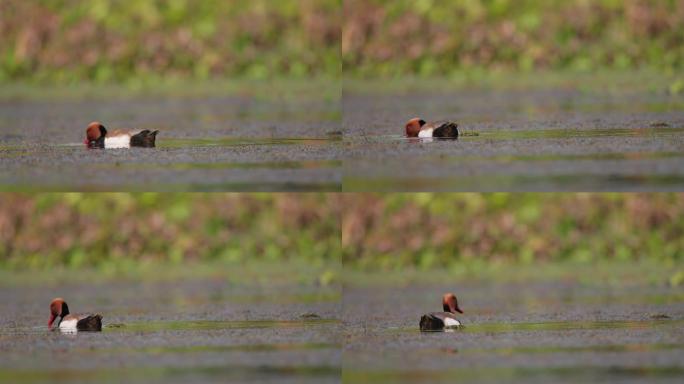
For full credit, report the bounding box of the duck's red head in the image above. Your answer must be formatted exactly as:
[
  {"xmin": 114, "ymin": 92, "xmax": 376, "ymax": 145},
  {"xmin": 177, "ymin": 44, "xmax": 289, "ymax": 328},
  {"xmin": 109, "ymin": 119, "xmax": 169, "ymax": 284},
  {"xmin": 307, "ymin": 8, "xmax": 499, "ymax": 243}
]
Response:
[
  {"xmin": 85, "ymin": 122, "xmax": 107, "ymax": 148},
  {"xmin": 405, "ymin": 117, "xmax": 426, "ymax": 138},
  {"xmin": 48, "ymin": 298, "xmax": 69, "ymax": 329},
  {"xmin": 442, "ymin": 293, "xmax": 463, "ymax": 314}
]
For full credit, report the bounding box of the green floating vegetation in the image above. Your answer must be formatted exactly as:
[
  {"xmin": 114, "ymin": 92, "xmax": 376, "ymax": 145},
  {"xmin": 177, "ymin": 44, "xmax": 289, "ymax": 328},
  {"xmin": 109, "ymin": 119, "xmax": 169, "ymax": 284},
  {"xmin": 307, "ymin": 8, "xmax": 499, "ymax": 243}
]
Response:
[{"xmin": 105, "ymin": 318, "xmax": 339, "ymax": 333}]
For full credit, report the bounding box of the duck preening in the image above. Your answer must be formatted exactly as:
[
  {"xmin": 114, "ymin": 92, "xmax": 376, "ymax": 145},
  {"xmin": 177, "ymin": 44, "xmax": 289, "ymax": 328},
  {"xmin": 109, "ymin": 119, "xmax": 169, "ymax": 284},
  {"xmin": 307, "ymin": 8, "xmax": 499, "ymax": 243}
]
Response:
[
  {"xmin": 419, "ymin": 293, "xmax": 463, "ymax": 331},
  {"xmin": 48, "ymin": 298, "xmax": 102, "ymax": 332},
  {"xmin": 84, "ymin": 121, "xmax": 159, "ymax": 149},
  {"xmin": 405, "ymin": 118, "xmax": 459, "ymax": 139}
]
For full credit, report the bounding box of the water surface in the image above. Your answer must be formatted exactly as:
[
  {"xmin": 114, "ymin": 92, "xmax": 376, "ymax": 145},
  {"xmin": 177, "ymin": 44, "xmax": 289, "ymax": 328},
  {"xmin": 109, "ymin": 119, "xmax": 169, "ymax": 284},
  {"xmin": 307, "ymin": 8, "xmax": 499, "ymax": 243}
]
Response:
[
  {"xmin": 343, "ymin": 87, "xmax": 684, "ymax": 191},
  {"xmin": 0, "ymin": 272, "xmax": 341, "ymax": 384},
  {"xmin": 0, "ymin": 93, "xmax": 341, "ymax": 191},
  {"xmin": 343, "ymin": 269, "xmax": 684, "ymax": 383}
]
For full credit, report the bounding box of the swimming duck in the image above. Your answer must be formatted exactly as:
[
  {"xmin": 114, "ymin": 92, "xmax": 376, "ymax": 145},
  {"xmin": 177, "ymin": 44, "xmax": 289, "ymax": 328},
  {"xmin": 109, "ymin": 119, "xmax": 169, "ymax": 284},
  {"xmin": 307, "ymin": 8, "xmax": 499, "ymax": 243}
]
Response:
[
  {"xmin": 48, "ymin": 298, "xmax": 102, "ymax": 332},
  {"xmin": 419, "ymin": 293, "xmax": 463, "ymax": 331},
  {"xmin": 84, "ymin": 121, "xmax": 159, "ymax": 149},
  {"xmin": 405, "ymin": 118, "xmax": 459, "ymax": 139}
]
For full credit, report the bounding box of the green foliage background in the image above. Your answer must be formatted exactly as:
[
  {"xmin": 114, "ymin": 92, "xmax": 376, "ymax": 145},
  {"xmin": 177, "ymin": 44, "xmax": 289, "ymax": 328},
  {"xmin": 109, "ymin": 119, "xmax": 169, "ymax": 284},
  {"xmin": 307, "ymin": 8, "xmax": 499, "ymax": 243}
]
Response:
[
  {"xmin": 0, "ymin": 0, "xmax": 340, "ymax": 83},
  {"xmin": 343, "ymin": 0, "xmax": 684, "ymax": 77},
  {"xmin": 342, "ymin": 193, "xmax": 684, "ymax": 270},
  {"xmin": 3, "ymin": 193, "xmax": 684, "ymax": 274},
  {"xmin": 4, "ymin": 1, "xmax": 683, "ymax": 82},
  {"xmin": 0, "ymin": 193, "xmax": 341, "ymax": 269}
]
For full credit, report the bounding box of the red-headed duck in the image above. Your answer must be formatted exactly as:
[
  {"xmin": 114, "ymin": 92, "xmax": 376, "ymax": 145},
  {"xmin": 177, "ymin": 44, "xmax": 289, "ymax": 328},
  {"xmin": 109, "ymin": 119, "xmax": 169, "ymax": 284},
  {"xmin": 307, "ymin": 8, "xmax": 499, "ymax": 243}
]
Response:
[
  {"xmin": 419, "ymin": 293, "xmax": 463, "ymax": 331},
  {"xmin": 48, "ymin": 298, "xmax": 102, "ymax": 332},
  {"xmin": 405, "ymin": 118, "xmax": 459, "ymax": 139},
  {"xmin": 84, "ymin": 121, "xmax": 159, "ymax": 149}
]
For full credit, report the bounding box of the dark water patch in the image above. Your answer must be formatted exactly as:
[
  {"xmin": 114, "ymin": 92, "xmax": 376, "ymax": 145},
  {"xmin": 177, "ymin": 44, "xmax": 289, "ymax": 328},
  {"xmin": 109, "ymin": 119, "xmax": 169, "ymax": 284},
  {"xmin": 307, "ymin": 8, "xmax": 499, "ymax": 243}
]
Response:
[
  {"xmin": 0, "ymin": 364, "xmax": 340, "ymax": 384},
  {"xmin": 343, "ymin": 365, "xmax": 684, "ymax": 384},
  {"xmin": 345, "ymin": 174, "xmax": 684, "ymax": 192},
  {"xmin": 30, "ymin": 341, "xmax": 340, "ymax": 356},
  {"xmin": 397, "ymin": 343, "xmax": 684, "ymax": 360},
  {"xmin": 300, "ymin": 313, "xmax": 323, "ymax": 319},
  {"xmin": 468, "ymin": 342, "xmax": 683, "ymax": 356},
  {"xmin": 123, "ymin": 181, "xmax": 341, "ymax": 192},
  {"xmin": 103, "ymin": 159, "xmax": 341, "ymax": 171},
  {"xmin": 0, "ymin": 181, "xmax": 341, "ymax": 192}
]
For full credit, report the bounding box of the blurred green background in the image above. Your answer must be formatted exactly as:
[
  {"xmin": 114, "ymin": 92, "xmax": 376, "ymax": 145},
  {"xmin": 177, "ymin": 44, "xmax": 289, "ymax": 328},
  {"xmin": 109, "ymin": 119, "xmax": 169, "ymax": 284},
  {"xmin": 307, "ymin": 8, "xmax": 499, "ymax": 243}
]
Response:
[
  {"xmin": 0, "ymin": 0, "xmax": 340, "ymax": 84},
  {"xmin": 343, "ymin": 0, "xmax": 684, "ymax": 78},
  {"xmin": 342, "ymin": 194, "xmax": 684, "ymax": 277},
  {"xmin": 3, "ymin": 193, "xmax": 683, "ymax": 286},
  {"xmin": 0, "ymin": 193, "xmax": 340, "ymax": 271}
]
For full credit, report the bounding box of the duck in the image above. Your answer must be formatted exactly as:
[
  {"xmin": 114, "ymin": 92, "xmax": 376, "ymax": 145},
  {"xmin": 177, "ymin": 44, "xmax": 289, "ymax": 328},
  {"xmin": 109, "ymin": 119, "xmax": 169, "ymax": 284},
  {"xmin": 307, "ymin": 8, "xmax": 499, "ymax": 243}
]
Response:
[
  {"xmin": 419, "ymin": 293, "xmax": 463, "ymax": 331},
  {"xmin": 48, "ymin": 298, "xmax": 103, "ymax": 332},
  {"xmin": 84, "ymin": 121, "xmax": 159, "ymax": 149},
  {"xmin": 405, "ymin": 118, "xmax": 459, "ymax": 139}
]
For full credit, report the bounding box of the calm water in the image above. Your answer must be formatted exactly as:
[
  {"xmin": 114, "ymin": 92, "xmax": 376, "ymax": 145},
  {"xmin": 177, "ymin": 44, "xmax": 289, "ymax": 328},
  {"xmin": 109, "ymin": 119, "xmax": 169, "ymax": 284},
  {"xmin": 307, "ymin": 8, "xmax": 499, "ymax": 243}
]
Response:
[
  {"xmin": 3, "ymin": 86, "xmax": 684, "ymax": 191},
  {"xmin": 0, "ymin": 95, "xmax": 341, "ymax": 191},
  {"xmin": 343, "ymin": 88, "xmax": 684, "ymax": 191},
  {"xmin": 0, "ymin": 277, "xmax": 341, "ymax": 384},
  {"xmin": 342, "ymin": 276, "xmax": 684, "ymax": 383}
]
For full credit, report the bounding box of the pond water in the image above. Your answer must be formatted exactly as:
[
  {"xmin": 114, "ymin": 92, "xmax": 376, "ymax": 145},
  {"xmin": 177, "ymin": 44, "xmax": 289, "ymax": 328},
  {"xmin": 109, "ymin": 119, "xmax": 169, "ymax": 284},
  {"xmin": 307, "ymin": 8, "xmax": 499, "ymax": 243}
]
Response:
[
  {"xmin": 0, "ymin": 276, "xmax": 341, "ymax": 384},
  {"xmin": 342, "ymin": 273, "xmax": 684, "ymax": 383},
  {"xmin": 3, "ymin": 83, "xmax": 683, "ymax": 192},
  {"xmin": 0, "ymin": 95, "xmax": 342, "ymax": 191},
  {"xmin": 343, "ymin": 88, "xmax": 684, "ymax": 191}
]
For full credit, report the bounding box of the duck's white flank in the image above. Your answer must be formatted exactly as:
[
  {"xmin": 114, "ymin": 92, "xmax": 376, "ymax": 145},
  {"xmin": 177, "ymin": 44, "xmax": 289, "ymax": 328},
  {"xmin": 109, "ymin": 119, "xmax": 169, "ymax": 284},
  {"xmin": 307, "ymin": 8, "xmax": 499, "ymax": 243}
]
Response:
[
  {"xmin": 418, "ymin": 128, "xmax": 434, "ymax": 138},
  {"xmin": 444, "ymin": 317, "xmax": 461, "ymax": 328},
  {"xmin": 59, "ymin": 318, "xmax": 78, "ymax": 332},
  {"xmin": 104, "ymin": 135, "xmax": 130, "ymax": 149}
]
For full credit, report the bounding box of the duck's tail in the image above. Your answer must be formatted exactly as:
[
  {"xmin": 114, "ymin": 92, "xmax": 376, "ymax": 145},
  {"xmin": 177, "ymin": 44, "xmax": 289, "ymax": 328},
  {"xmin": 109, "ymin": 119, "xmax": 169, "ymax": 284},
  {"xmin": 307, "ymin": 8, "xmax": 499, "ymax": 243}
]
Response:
[
  {"xmin": 419, "ymin": 314, "xmax": 441, "ymax": 331},
  {"xmin": 433, "ymin": 122, "xmax": 459, "ymax": 139},
  {"xmin": 76, "ymin": 314, "xmax": 103, "ymax": 331},
  {"xmin": 131, "ymin": 130, "xmax": 159, "ymax": 147}
]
